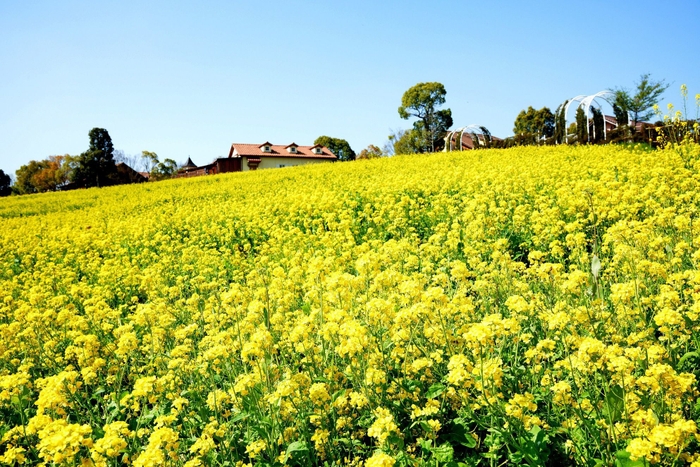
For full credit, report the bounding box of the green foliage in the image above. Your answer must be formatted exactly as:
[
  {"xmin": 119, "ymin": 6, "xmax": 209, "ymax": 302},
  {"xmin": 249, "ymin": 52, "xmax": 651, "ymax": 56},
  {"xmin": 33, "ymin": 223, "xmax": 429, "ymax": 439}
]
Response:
[
  {"xmin": 652, "ymin": 84, "xmax": 700, "ymax": 169},
  {"xmin": 591, "ymin": 106, "xmax": 605, "ymax": 143},
  {"xmin": 615, "ymin": 74, "xmax": 669, "ymax": 125},
  {"xmin": 140, "ymin": 151, "xmax": 177, "ymax": 181},
  {"xmin": 357, "ymin": 145, "xmax": 384, "ymax": 160},
  {"xmin": 14, "ymin": 160, "xmax": 49, "ymax": 195},
  {"xmin": 141, "ymin": 150, "xmax": 160, "ymax": 173},
  {"xmin": 152, "ymin": 158, "xmax": 178, "ymax": 181},
  {"xmin": 554, "ymin": 101, "xmax": 568, "ymax": 144},
  {"xmin": 575, "ymin": 107, "xmax": 588, "ymax": 144},
  {"xmin": 391, "ymin": 128, "xmax": 427, "ymax": 155},
  {"xmin": 513, "ymin": 106, "xmax": 555, "ymax": 145},
  {"xmin": 0, "ymin": 169, "xmax": 12, "ymax": 197},
  {"xmin": 313, "ymin": 136, "xmax": 356, "ymax": 162},
  {"xmin": 612, "ymin": 103, "xmax": 629, "ymax": 127},
  {"xmin": 398, "ymin": 82, "xmax": 453, "ymax": 152},
  {"xmin": 72, "ymin": 128, "xmax": 118, "ymax": 188}
]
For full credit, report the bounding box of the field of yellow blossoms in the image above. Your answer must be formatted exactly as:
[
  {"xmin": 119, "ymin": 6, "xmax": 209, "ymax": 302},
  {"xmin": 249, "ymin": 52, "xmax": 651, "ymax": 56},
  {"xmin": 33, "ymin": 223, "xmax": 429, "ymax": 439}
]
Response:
[{"xmin": 1, "ymin": 144, "xmax": 700, "ymax": 466}]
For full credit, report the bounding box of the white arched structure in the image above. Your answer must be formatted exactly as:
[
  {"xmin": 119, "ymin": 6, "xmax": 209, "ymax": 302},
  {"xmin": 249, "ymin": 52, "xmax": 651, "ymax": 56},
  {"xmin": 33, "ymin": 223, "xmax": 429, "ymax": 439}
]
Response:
[
  {"xmin": 560, "ymin": 90, "xmax": 628, "ymax": 143},
  {"xmin": 444, "ymin": 125, "xmax": 491, "ymax": 151}
]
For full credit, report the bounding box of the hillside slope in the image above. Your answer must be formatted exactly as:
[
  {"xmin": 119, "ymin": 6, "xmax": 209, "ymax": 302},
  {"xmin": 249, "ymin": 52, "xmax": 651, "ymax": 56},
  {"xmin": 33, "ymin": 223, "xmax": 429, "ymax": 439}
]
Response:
[{"xmin": 1, "ymin": 145, "xmax": 699, "ymax": 466}]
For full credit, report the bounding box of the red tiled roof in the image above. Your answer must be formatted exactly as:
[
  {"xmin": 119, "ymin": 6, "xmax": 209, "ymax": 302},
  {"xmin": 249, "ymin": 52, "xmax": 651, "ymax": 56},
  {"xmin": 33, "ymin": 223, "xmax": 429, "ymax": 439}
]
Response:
[{"xmin": 228, "ymin": 143, "xmax": 338, "ymax": 160}]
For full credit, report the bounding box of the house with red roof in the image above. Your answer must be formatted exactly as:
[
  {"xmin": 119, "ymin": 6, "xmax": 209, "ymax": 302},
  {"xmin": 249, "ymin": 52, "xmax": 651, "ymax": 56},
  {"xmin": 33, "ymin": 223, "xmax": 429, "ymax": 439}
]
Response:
[
  {"xmin": 228, "ymin": 142, "xmax": 337, "ymax": 171},
  {"xmin": 176, "ymin": 142, "xmax": 337, "ymax": 178}
]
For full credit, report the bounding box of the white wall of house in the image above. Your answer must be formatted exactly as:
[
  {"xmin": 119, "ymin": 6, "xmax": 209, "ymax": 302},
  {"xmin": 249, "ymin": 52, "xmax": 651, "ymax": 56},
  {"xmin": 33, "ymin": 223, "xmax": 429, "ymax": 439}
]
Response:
[{"xmin": 242, "ymin": 156, "xmax": 332, "ymax": 171}]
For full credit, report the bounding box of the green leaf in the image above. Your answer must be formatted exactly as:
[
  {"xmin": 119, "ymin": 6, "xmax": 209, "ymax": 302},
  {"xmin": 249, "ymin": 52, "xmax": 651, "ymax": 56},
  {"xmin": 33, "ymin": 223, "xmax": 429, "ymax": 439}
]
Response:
[
  {"xmin": 529, "ymin": 425, "xmax": 547, "ymax": 447},
  {"xmin": 419, "ymin": 438, "xmax": 433, "ymax": 451},
  {"xmin": 678, "ymin": 351, "xmax": 699, "ymax": 373},
  {"xmin": 615, "ymin": 450, "xmax": 648, "ymax": 467},
  {"xmin": 425, "ymin": 383, "xmax": 446, "ymax": 399},
  {"xmin": 283, "ymin": 441, "xmax": 309, "ymax": 464},
  {"xmin": 603, "ymin": 385, "xmax": 625, "ymax": 424},
  {"xmin": 229, "ymin": 411, "xmax": 249, "ymax": 423},
  {"xmin": 331, "ymin": 389, "xmax": 346, "ymax": 403},
  {"xmin": 286, "ymin": 441, "xmax": 308, "ymax": 453},
  {"xmin": 447, "ymin": 417, "xmax": 477, "ymax": 448},
  {"xmin": 387, "ymin": 432, "xmax": 405, "ymax": 449},
  {"xmin": 432, "ymin": 443, "xmax": 454, "ymax": 463}
]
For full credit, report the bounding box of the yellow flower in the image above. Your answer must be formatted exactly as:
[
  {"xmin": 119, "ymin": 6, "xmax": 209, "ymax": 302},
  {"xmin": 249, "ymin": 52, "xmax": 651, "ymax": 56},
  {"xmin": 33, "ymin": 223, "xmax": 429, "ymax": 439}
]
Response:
[
  {"xmin": 368, "ymin": 407, "xmax": 398, "ymax": 446},
  {"xmin": 245, "ymin": 439, "xmax": 266, "ymax": 460},
  {"xmin": 365, "ymin": 452, "xmax": 396, "ymax": 467}
]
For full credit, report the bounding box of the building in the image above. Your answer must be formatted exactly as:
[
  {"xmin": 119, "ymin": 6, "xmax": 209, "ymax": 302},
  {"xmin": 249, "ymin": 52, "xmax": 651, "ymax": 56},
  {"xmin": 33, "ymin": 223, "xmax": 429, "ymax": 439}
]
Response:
[
  {"xmin": 115, "ymin": 163, "xmax": 148, "ymax": 184},
  {"xmin": 227, "ymin": 142, "xmax": 337, "ymax": 171},
  {"xmin": 175, "ymin": 142, "xmax": 337, "ymax": 178}
]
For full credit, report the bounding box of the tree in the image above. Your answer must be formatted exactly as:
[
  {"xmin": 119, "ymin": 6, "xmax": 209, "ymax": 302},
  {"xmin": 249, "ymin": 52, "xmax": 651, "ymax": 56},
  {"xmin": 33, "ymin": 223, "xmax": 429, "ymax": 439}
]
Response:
[
  {"xmin": 590, "ymin": 106, "xmax": 605, "ymax": 143},
  {"xmin": 151, "ymin": 157, "xmax": 178, "ymax": 181},
  {"xmin": 313, "ymin": 136, "xmax": 356, "ymax": 161},
  {"xmin": 35, "ymin": 155, "xmax": 74, "ymax": 192},
  {"xmin": 575, "ymin": 107, "xmax": 588, "ymax": 143},
  {"xmin": 392, "ymin": 128, "xmax": 427, "ymax": 155},
  {"xmin": 383, "ymin": 129, "xmax": 409, "ymax": 156},
  {"xmin": 554, "ymin": 101, "xmax": 568, "ymax": 144},
  {"xmin": 612, "ymin": 102, "xmax": 629, "ymax": 127},
  {"xmin": 0, "ymin": 169, "xmax": 11, "ymax": 197},
  {"xmin": 513, "ymin": 106, "xmax": 555, "ymax": 145},
  {"xmin": 614, "ymin": 74, "xmax": 669, "ymax": 126},
  {"xmin": 136, "ymin": 151, "xmax": 177, "ymax": 181},
  {"xmin": 12, "ymin": 155, "xmax": 75, "ymax": 194},
  {"xmin": 14, "ymin": 160, "xmax": 49, "ymax": 194},
  {"xmin": 72, "ymin": 128, "xmax": 118, "ymax": 188},
  {"xmin": 357, "ymin": 145, "xmax": 384, "ymax": 160},
  {"xmin": 398, "ymin": 82, "xmax": 453, "ymax": 152},
  {"xmin": 114, "ymin": 149, "xmax": 143, "ymax": 172},
  {"xmin": 141, "ymin": 151, "xmax": 159, "ymax": 172}
]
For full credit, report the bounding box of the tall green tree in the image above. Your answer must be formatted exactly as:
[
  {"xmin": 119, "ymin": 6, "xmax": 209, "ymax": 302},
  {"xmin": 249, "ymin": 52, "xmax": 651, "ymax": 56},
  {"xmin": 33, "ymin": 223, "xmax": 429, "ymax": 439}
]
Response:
[
  {"xmin": 398, "ymin": 82, "xmax": 453, "ymax": 152},
  {"xmin": 313, "ymin": 136, "xmax": 356, "ymax": 161},
  {"xmin": 575, "ymin": 107, "xmax": 588, "ymax": 143},
  {"xmin": 554, "ymin": 101, "xmax": 568, "ymax": 144},
  {"xmin": 612, "ymin": 102, "xmax": 629, "ymax": 127},
  {"xmin": 590, "ymin": 106, "xmax": 605, "ymax": 143},
  {"xmin": 0, "ymin": 169, "xmax": 11, "ymax": 197},
  {"xmin": 72, "ymin": 128, "xmax": 117, "ymax": 188},
  {"xmin": 513, "ymin": 106, "xmax": 555, "ymax": 145},
  {"xmin": 614, "ymin": 74, "xmax": 669, "ymax": 126}
]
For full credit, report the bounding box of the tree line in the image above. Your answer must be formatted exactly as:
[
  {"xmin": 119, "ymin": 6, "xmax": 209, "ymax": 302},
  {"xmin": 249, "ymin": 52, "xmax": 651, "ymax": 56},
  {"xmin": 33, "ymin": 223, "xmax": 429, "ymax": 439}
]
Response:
[
  {"xmin": 0, "ymin": 75, "xmax": 685, "ymax": 197},
  {"xmin": 0, "ymin": 130, "xmax": 359, "ymax": 197},
  {"xmin": 0, "ymin": 128, "xmax": 179, "ymax": 196},
  {"xmin": 373, "ymin": 75, "xmax": 674, "ymax": 155},
  {"xmin": 508, "ymin": 74, "xmax": 670, "ymax": 147}
]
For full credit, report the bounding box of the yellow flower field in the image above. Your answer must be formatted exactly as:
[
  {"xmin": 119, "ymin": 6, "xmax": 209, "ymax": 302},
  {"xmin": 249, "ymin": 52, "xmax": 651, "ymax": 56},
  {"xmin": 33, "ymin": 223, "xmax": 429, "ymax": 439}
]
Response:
[{"xmin": 1, "ymin": 144, "xmax": 699, "ymax": 466}]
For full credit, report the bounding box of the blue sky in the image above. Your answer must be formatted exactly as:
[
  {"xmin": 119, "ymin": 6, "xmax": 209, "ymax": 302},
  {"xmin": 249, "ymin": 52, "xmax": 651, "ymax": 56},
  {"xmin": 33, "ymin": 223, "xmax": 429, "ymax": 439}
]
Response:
[{"xmin": 1, "ymin": 0, "xmax": 699, "ymax": 175}]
